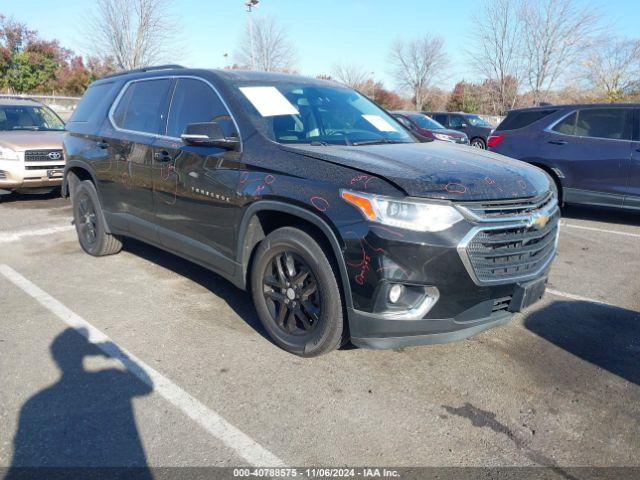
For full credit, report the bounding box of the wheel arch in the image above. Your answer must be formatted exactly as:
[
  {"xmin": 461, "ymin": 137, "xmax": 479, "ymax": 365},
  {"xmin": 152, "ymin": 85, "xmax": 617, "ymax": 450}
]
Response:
[
  {"xmin": 237, "ymin": 201, "xmax": 353, "ymax": 309},
  {"xmin": 62, "ymin": 161, "xmax": 98, "ymax": 197},
  {"xmin": 530, "ymin": 162, "xmax": 564, "ymax": 205}
]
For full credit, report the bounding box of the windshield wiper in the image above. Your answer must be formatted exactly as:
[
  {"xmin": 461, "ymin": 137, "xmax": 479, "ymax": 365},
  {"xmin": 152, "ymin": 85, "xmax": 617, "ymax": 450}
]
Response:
[
  {"xmin": 310, "ymin": 141, "xmax": 330, "ymax": 146},
  {"xmin": 351, "ymin": 138, "xmax": 405, "ymax": 146}
]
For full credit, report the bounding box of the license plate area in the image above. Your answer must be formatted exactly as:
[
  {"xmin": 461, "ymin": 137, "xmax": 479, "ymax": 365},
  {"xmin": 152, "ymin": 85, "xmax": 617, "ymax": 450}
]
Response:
[
  {"xmin": 47, "ymin": 169, "xmax": 63, "ymax": 179},
  {"xmin": 508, "ymin": 277, "xmax": 547, "ymax": 312}
]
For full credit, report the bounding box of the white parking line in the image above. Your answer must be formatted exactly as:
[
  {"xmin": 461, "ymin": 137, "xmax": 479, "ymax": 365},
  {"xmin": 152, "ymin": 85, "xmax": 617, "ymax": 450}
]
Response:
[
  {"xmin": 0, "ymin": 264, "xmax": 285, "ymax": 467},
  {"xmin": 547, "ymin": 288, "xmax": 616, "ymax": 307},
  {"xmin": 560, "ymin": 222, "xmax": 640, "ymax": 239},
  {"xmin": 0, "ymin": 225, "xmax": 74, "ymax": 244}
]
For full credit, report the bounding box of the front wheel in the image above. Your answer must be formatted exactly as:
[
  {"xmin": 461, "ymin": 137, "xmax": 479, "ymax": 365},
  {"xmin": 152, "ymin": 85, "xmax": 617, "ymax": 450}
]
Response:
[
  {"xmin": 470, "ymin": 138, "xmax": 486, "ymax": 149},
  {"xmin": 72, "ymin": 180, "xmax": 122, "ymax": 256},
  {"xmin": 250, "ymin": 227, "xmax": 344, "ymax": 357}
]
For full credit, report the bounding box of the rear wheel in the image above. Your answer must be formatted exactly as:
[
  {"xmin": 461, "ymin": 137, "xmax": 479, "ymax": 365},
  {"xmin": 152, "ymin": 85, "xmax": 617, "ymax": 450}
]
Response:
[
  {"xmin": 72, "ymin": 180, "xmax": 122, "ymax": 256},
  {"xmin": 250, "ymin": 227, "xmax": 344, "ymax": 357},
  {"xmin": 471, "ymin": 137, "xmax": 486, "ymax": 149}
]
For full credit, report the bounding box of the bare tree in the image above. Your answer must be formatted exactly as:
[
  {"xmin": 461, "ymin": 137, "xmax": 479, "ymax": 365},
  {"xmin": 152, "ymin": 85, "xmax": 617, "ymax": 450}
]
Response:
[
  {"xmin": 583, "ymin": 36, "xmax": 640, "ymax": 102},
  {"xmin": 86, "ymin": 0, "xmax": 180, "ymax": 70},
  {"xmin": 468, "ymin": 0, "xmax": 522, "ymax": 114},
  {"xmin": 235, "ymin": 17, "xmax": 297, "ymax": 72},
  {"xmin": 389, "ymin": 34, "xmax": 449, "ymax": 110},
  {"xmin": 331, "ymin": 63, "xmax": 370, "ymax": 90},
  {"xmin": 520, "ymin": 0, "xmax": 601, "ymax": 104}
]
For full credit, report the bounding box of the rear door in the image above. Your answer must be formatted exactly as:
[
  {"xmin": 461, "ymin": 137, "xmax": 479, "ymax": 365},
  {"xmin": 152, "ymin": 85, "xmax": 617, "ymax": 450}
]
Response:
[
  {"xmin": 540, "ymin": 107, "xmax": 633, "ymax": 207},
  {"xmin": 153, "ymin": 77, "xmax": 242, "ymax": 263},
  {"xmin": 107, "ymin": 77, "xmax": 174, "ymax": 237},
  {"xmin": 625, "ymin": 108, "xmax": 640, "ymax": 209}
]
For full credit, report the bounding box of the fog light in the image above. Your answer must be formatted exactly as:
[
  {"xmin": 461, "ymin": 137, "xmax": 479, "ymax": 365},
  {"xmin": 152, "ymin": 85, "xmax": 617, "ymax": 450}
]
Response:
[{"xmin": 389, "ymin": 284, "xmax": 404, "ymax": 304}]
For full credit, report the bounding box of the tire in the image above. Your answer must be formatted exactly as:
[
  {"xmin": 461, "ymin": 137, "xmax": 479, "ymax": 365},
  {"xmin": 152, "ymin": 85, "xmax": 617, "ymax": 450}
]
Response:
[
  {"xmin": 72, "ymin": 180, "xmax": 122, "ymax": 256},
  {"xmin": 250, "ymin": 227, "xmax": 344, "ymax": 357},
  {"xmin": 471, "ymin": 137, "xmax": 486, "ymax": 149}
]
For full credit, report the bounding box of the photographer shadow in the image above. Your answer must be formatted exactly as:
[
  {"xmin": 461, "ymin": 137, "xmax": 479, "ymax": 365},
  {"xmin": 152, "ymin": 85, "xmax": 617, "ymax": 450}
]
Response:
[{"xmin": 5, "ymin": 328, "xmax": 153, "ymax": 479}]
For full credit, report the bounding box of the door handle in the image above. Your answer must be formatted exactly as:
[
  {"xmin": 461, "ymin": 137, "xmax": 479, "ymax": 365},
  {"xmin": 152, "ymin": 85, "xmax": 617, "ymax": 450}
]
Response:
[
  {"xmin": 548, "ymin": 140, "xmax": 567, "ymax": 146},
  {"xmin": 96, "ymin": 141, "xmax": 109, "ymax": 149},
  {"xmin": 154, "ymin": 151, "xmax": 171, "ymax": 162}
]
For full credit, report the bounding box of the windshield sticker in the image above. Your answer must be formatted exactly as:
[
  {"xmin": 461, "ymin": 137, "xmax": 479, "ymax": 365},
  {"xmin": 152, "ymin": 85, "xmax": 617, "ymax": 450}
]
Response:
[
  {"xmin": 239, "ymin": 86, "xmax": 299, "ymax": 117},
  {"xmin": 362, "ymin": 114, "xmax": 397, "ymax": 132}
]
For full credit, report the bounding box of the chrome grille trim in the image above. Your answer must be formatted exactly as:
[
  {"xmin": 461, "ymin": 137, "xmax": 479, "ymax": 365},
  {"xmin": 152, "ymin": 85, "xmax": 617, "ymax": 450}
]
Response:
[
  {"xmin": 457, "ymin": 193, "xmax": 559, "ymax": 285},
  {"xmin": 24, "ymin": 150, "xmax": 64, "ymax": 163},
  {"xmin": 457, "ymin": 191, "xmax": 556, "ymax": 222}
]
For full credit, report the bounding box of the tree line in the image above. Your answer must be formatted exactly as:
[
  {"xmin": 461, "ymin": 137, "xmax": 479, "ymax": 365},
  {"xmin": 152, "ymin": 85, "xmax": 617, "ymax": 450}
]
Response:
[{"xmin": 2, "ymin": 0, "xmax": 639, "ymax": 115}]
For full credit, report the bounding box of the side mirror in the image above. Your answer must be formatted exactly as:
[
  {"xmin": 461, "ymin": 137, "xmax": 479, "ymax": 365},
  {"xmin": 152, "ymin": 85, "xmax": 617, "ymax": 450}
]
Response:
[
  {"xmin": 460, "ymin": 123, "xmax": 469, "ymax": 128},
  {"xmin": 181, "ymin": 122, "xmax": 239, "ymax": 150}
]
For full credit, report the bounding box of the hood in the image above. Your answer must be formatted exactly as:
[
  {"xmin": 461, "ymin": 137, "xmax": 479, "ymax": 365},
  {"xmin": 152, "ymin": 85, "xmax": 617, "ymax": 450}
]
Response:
[
  {"xmin": 284, "ymin": 142, "xmax": 551, "ymax": 201},
  {"xmin": 0, "ymin": 131, "xmax": 65, "ymax": 151}
]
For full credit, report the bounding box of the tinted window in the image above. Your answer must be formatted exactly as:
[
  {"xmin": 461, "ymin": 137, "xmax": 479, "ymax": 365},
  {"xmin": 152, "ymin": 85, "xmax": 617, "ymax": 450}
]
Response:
[
  {"xmin": 466, "ymin": 115, "xmax": 491, "ymax": 127},
  {"xmin": 449, "ymin": 115, "xmax": 465, "ymax": 128},
  {"xmin": 395, "ymin": 115, "xmax": 412, "ymax": 128},
  {"xmin": 166, "ymin": 78, "xmax": 236, "ymax": 138},
  {"xmin": 71, "ymin": 83, "xmax": 114, "ymax": 122},
  {"xmin": 433, "ymin": 114, "xmax": 448, "ymax": 125},
  {"xmin": 112, "ymin": 79, "xmax": 172, "ymax": 134},
  {"xmin": 552, "ymin": 112, "xmax": 577, "ymax": 135},
  {"xmin": 574, "ymin": 108, "xmax": 633, "ymax": 140},
  {"xmin": 408, "ymin": 113, "xmax": 443, "ymax": 130},
  {"xmin": 498, "ymin": 110, "xmax": 557, "ymax": 131}
]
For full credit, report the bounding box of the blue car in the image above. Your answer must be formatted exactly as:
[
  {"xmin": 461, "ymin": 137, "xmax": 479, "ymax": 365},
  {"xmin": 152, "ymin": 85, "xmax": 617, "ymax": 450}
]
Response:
[{"xmin": 488, "ymin": 104, "xmax": 639, "ymax": 210}]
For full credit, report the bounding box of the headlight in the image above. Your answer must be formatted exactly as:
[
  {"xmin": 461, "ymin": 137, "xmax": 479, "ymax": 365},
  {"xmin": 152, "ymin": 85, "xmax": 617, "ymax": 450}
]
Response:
[
  {"xmin": 341, "ymin": 190, "xmax": 463, "ymax": 232},
  {"xmin": 0, "ymin": 146, "xmax": 18, "ymax": 160},
  {"xmin": 433, "ymin": 133, "xmax": 453, "ymax": 142}
]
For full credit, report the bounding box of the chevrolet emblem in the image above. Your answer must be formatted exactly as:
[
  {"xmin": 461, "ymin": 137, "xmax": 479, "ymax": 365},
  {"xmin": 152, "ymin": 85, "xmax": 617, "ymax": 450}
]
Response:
[{"xmin": 529, "ymin": 212, "xmax": 550, "ymax": 230}]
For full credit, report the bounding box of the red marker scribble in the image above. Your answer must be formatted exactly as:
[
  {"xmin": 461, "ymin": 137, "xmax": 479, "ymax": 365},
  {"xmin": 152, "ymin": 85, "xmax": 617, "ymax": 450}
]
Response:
[
  {"xmin": 345, "ymin": 232, "xmax": 389, "ymax": 285},
  {"xmin": 264, "ymin": 174, "xmax": 275, "ymax": 185},
  {"xmin": 485, "ymin": 176, "xmax": 496, "ymax": 185},
  {"xmin": 445, "ymin": 183, "xmax": 467, "ymax": 194},
  {"xmin": 310, "ymin": 196, "xmax": 329, "ymax": 212},
  {"xmin": 369, "ymin": 225, "xmax": 404, "ymax": 239},
  {"xmin": 239, "ymin": 172, "xmax": 249, "ymax": 184},
  {"xmin": 517, "ymin": 179, "xmax": 527, "ymax": 190}
]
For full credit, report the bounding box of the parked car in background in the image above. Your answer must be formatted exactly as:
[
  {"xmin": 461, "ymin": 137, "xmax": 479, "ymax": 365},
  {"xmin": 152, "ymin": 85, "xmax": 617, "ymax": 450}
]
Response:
[
  {"xmin": 488, "ymin": 104, "xmax": 640, "ymax": 210},
  {"xmin": 424, "ymin": 111, "xmax": 493, "ymax": 149},
  {"xmin": 63, "ymin": 66, "xmax": 558, "ymax": 357},
  {"xmin": 0, "ymin": 96, "xmax": 66, "ymax": 199},
  {"xmin": 391, "ymin": 111, "xmax": 469, "ymax": 145}
]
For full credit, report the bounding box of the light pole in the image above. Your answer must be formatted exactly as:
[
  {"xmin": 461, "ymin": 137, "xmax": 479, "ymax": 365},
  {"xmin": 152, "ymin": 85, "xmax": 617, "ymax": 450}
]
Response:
[{"xmin": 245, "ymin": 0, "xmax": 260, "ymax": 69}]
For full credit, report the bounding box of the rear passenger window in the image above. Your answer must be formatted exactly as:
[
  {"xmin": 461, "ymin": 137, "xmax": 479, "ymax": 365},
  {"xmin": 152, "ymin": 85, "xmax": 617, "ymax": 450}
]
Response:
[
  {"xmin": 552, "ymin": 112, "xmax": 577, "ymax": 135},
  {"xmin": 433, "ymin": 114, "xmax": 448, "ymax": 125},
  {"xmin": 111, "ymin": 79, "xmax": 173, "ymax": 134},
  {"xmin": 166, "ymin": 78, "xmax": 237, "ymax": 138},
  {"xmin": 499, "ymin": 109, "xmax": 557, "ymax": 131},
  {"xmin": 574, "ymin": 108, "xmax": 633, "ymax": 140}
]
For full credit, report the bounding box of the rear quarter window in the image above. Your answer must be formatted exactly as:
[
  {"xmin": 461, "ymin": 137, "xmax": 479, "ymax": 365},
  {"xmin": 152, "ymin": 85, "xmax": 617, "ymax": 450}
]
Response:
[
  {"xmin": 70, "ymin": 82, "xmax": 116, "ymax": 123},
  {"xmin": 497, "ymin": 109, "xmax": 557, "ymax": 131}
]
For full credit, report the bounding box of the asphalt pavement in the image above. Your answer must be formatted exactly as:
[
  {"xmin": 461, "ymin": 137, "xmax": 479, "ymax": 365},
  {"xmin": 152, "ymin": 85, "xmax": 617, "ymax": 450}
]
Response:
[{"xmin": 0, "ymin": 192, "xmax": 639, "ymax": 475}]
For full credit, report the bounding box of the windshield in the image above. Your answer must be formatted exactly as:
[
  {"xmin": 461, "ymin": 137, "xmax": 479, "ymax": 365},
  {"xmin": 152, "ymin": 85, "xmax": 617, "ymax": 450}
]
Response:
[
  {"xmin": 233, "ymin": 82, "xmax": 414, "ymax": 146},
  {"xmin": 408, "ymin": 113, "xmax": 444, "ymax": 130},
  {"xmin": 466, "ymin": 115, "xmax": 491, "ymax": 127},
  {"xmin": 0, "ymin": 105, "xmax": 65, "ymax": 131}
]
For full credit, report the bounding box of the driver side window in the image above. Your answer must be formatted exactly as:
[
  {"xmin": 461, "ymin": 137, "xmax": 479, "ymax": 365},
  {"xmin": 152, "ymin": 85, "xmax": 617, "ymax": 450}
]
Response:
[
  {"xmin": 449, "ymin": 115, "xmax": 464, "ymax": 128},
  {"xmin": 166, "ymin": 78, "xmax": 236, "ymax": 139}
]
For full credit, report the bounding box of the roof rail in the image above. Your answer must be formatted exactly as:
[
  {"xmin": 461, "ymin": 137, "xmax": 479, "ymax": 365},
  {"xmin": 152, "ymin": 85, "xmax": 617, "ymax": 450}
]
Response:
[{"xmin": 100, "ymin": 64, "xmax": 185, "ymax": 80}]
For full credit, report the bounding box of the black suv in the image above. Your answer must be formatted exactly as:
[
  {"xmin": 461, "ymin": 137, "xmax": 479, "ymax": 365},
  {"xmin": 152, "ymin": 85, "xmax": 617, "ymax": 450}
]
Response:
[
  {"xmin": 423, "ymin": 112, "xmax": 493, "ymax": 149},
  {"xmin": 63, "ymin": 66, "xmax": 558, "ymax": 356},
  {"xmin": 488, "ymin": 104, "xmax": 640, "ymax": 210}
]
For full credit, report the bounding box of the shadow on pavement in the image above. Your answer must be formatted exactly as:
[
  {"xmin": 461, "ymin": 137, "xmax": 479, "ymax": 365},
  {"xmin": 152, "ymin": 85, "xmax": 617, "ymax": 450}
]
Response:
[
  {"xmin": 5, "ymin": 328, "xmax": 153, "ymax": 480},
  {"xmin": 561, "ymin": 204, "xmax": 640, "ymax": 227},
  {"xmin": 524, "ymin": 299, "xmax": 640, "ymax": 386},
  {"xmin": 122, "ymin": 238, "xmax": 272, "ymax": 344}
]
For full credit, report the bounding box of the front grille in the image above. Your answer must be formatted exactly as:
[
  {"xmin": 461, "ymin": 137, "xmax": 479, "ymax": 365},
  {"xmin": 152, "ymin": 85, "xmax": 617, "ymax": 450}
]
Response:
[
  {"xmin": 459, "ymin": 195, "xmax": 559, "ymax": 284},
  {"xmin": 25, "ymin": 165, "xmax": 64, "ymax": 170},
  {"xmin": 460, "ymin": 191, "xmax": 555, "ymax": 220},
  {"xmin": 0, "ymin": 170, "xmax": 6, "ymax": 179},
  {"xmin": 24, "ymin": 150, "xmax": 64, "ymax": 163}
]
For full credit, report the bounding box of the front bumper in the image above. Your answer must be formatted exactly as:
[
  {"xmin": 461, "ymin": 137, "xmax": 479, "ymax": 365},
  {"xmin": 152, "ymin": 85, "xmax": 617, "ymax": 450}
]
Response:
[{"xmin": 0, "ymin": 156, "xmax": 64, "ymax": 192}]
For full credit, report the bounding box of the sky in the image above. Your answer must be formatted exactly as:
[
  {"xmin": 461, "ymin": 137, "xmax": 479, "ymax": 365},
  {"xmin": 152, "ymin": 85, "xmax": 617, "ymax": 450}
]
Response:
[{"xmin": 3, "ymin": 0, "xmax": 640, "ymax": 92}]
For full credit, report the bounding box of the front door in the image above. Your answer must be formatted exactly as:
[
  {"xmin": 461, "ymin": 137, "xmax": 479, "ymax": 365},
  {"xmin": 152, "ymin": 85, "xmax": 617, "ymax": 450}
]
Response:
[
  {"xmin": 152, "ymin": 77, "xmax": 242, "ymax": 265},
  {"xmin": 541, "ymin": 107, "xmax": 634, "ymax": 207}
]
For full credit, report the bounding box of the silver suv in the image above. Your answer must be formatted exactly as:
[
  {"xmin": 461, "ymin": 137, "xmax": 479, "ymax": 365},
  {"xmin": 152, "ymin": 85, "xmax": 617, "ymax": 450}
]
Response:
[{"xmin": 0, "ymin": 96, "xmax": 66, "ymax": 198}]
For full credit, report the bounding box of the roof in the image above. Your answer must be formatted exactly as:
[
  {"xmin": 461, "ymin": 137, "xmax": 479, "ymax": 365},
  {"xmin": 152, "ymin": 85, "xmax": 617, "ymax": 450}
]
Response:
[
  {"xmin": 0, "ymin": 96, "xmax": 43, "ymax": 107},
  {"xmin": 509, "ymin": 103, "xmax": 640, "ymax": 112},
  {"xmin": 391, "ymin": 111, "xmax": 425, "ymax": 116}
]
